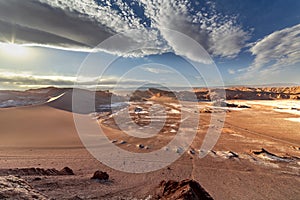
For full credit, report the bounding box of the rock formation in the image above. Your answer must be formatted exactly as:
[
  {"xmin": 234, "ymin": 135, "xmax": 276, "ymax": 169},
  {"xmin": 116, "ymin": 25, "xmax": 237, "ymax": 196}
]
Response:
[{"xmin": 154, "ymin": 179, "xmax": 214, "ymax": 200}]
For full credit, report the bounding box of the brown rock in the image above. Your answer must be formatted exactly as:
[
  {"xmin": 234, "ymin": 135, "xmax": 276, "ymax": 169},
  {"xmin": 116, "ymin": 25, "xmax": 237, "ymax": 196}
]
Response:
[
  {"xmin": 155, "ymin": 179, "xmax": 214, "ymax": 200},
  {"xmin": 0, "ymin": 167, "xmax": 74, "ymax": 176},
  {"xmin": 91, "ymin": 171, "xmax": 109, "ymax": 181},
  {"xmin": 59, "ymin": 167, "xmax": 75, "ymax": 175},
  {"xmin": 200, "ymin": 108, "xmax": 212, "ymax": 113}
]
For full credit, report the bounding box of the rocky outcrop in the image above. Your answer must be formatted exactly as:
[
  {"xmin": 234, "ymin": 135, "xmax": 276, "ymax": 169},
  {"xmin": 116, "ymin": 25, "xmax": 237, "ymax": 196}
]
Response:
[
  {"xmin": 251, "ymin": 148, "xmax": 296, "ymax": 162},
  {"xmin": 0, "ymin": 167, "xmax": 74, "ymax": 176},
  {"xmin": 154, "ymin": 179, "xmax": 214, "ymax": 200}
]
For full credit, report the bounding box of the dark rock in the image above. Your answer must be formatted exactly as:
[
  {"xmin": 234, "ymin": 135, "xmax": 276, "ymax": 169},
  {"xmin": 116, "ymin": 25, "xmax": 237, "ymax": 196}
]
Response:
[
  {"xmin": 251, "ymin": 148, "xmax": 298, "ymax": 162},
  {"xmin": 189, "ymin": 149, "xmax": 196, "ymax": 155},
  {"xmin": 91, "ymin": 171, "xmax": 109, "ymax": 181},
  {"xmin": 119, "ymin": 140, "xmax": 127, "ymax": 144},
  {"xmin": 227, "ymin": 151, "xmax": 239, "ymax": 159},
  {"xmin": 134, "ymin": 107, "xmax": 143, "ymax": 113},
  {"xmin": 237, "ymin": 104, "xmax": 251, "ymax": 108},
  {"xmin": 111, "ymin": 139, "xmax": 118, "ymax": 143},
  {"xmin": 155, "ymin": 179, "xmax": 214, "ymax": 200},
  {"xmin": 33, "ymin": 177, "xmax": 42, "ymax": 181},
  {"xmin": 59, "ymin": 167, "xmax": 75, "ymax": 175},
  {"xmin": 0, "ymin": 167, "xmax": 74, "ymax": 176}
]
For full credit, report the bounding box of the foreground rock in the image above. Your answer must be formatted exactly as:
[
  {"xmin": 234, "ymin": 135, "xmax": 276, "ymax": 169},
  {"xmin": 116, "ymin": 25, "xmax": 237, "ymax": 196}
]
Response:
[
  {"xmin": 154, "ymin": 179, "xmax": 214, "ymax": 200},
  {"xmin": 0, "ymin": 176, "xmax": 48, "ymax": 200},
  {"xmin": 91, "ymin": 171, "xmax": 109, "ymax": 181}
]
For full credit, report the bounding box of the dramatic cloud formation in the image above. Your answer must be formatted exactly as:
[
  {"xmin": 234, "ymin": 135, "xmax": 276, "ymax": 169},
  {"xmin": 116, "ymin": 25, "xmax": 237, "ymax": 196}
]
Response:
[
  {"xmin": 238, "ymin": 23, "xmax": 300, "ymax": 83},
  {"xmin": 0, "ymin": 0, "xmax": 114, "ymax": 50},
  {"xmin": 0, "ymin": 0, "xmax": 250, "ymax": 63},
  {"xmin": 0, "ymin": 70, "xmax": 151, "ymax": 89},
  {"xmin": 249, "ymin": 23, "xmax": 300, "ymax": 71}
]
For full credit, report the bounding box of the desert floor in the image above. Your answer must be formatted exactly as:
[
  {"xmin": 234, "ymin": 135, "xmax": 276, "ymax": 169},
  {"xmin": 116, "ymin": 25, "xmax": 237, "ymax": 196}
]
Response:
[{"xmin": 0, "ymin": 100, "xmax": 299, "ymax": 199}]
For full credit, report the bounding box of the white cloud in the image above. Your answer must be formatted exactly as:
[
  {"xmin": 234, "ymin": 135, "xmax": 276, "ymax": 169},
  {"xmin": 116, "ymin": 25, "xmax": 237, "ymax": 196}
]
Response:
[
  {"xmin": 143, "ymin": 67, "xmax": 173, "ymax": 74},
  {"xmin": 249, "ymin": 23, "xmax": 300, "ymax": 71},
  {"xmin": 0, "ymin": 71, "xmax": 76, "ymax": 87},
  {"xmin": 228, "ymin": 69, "xmax": 236, "ymax": 74},
  {"xmin": 0, "ymin": 70, "xmax": 150, "ymax": 89},
  {"xmin": 140, "ymin": 0, "xmax": 250, "ymax": 61},
  {"xmin": 209, "ymin": 23, "xmax": 250, "ymax": 58},
  {"xmin": 0, "ymin": 0, "xmax": 251, "ymax": 63},
  {"xmin": 236, "ymin": 23, "xmax": 300, "ymax": 84}
]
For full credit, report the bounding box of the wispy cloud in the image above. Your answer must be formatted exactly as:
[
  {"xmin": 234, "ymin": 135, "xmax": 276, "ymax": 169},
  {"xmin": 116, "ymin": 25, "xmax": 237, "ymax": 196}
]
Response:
[
  {"xmin": 0, "ymin": 71, "xmax": 153, "ymax": 89},
  {"xmin": 239, "ymin": 23, "xmax": 300, "ymax": 82},
  {"xmin": 0, "ymin": 71, "xmax": 76, "ymax": 88},
  {"xmin": 143, "ymin": 67, "xmax": 173, "ymax": 74},
  {"xmin": 228, "ymin": 69, "xmax": 236, "ymax": 75},
  {"xmin": 0, "ymin": 0, "xmax": 251, "ymax": 63},
  {"xmin": 249, "ymin": 23, "xmax": 300, "ymax": 71}
]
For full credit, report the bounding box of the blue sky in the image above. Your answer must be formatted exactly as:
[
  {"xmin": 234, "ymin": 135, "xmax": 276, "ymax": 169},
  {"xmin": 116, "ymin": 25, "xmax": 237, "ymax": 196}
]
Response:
[{"xmin": 0, "ymin": 0, "xmax": 299, "ymax": 90}]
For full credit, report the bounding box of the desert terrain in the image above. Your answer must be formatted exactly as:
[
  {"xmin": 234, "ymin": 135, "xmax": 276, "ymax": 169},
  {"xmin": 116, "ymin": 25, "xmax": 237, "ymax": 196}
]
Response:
[{"xmin": 0, "ymin": 87, "xmax": 299, "ymax": 199}]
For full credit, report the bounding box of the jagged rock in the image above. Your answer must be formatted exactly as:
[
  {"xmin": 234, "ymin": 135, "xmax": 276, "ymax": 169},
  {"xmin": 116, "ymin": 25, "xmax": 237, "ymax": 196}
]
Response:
[
  {"xmin": 210, "ymin": 150, "xmax": 239, "ymax": 159},
  {"xmin": 154, "ymin": 179, "xmax": 214, "ymax": 200},
  {"xmin": 91, "ymin": 171, "xmax": 109, "ymax": 181},
  {"xmin": 0, "ymin": 167, "xmax": 74, "ymax": 176},
  {"xmin": 213, "ymin": 101, "xmax": 250, "ymax": 108},
  {"xmin": 0, "ymin": 175, "xmax": 48, "ymax": 200},
  {"xmin": 252, "ymin": 148, "xmax": 294, "ymax": 162}
]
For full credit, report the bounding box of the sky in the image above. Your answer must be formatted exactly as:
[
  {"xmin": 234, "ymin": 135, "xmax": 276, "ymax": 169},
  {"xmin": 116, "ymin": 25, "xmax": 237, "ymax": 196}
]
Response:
[{"xmin": 0, "ymin": 0, "xmax": 299, "ymax": 90}]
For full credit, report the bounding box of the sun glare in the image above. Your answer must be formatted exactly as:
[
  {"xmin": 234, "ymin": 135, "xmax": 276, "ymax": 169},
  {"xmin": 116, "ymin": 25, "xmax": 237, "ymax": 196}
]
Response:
[{"xmin": 0, "ymin": 43, "xmax": 28, "ymax": 57}]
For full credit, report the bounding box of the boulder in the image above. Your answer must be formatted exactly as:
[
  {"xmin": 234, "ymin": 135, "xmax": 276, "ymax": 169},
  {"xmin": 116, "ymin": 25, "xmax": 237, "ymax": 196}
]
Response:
[
  {"xmin": 59, "ymin": 167, "xmax": 75, "ymax": 175},
  {"xmin": 91, "ymin": 171, "xmax": 109, "ymax": 181}
]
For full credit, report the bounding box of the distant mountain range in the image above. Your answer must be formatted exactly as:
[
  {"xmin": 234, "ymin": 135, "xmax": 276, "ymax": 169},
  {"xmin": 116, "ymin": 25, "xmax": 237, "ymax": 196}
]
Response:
[
  {"xmin": 224, "ymin": 83, "xmax": 300, "ymax": 88},
  {"xmin": 0, "ymin": 86, "xmax": 299, "ymax": 109}
]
